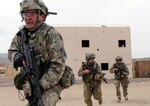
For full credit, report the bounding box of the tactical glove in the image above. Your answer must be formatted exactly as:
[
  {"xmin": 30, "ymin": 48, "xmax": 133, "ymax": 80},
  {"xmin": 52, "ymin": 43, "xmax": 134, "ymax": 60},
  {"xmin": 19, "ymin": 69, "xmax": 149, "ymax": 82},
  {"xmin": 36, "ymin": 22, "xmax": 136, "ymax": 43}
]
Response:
[
  {"xmin": 13, "ymin": 53, "xmax": 25, "ymax": 68},
  {"xmin": 84, "ymin": 69, "xmax": 91, "ymax": 74}
]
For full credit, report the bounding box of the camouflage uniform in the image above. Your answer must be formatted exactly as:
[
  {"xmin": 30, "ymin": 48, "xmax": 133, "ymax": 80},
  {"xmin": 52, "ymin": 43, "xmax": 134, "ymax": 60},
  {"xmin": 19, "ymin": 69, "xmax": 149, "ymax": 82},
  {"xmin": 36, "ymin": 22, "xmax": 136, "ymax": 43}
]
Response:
[
  {"xmin": 109, "ymin": 56, "xmax": 129, "ymax": 102},
  {"xmin": 8, "ymin": 0, "xmax": 67, "ymax": 106},
  {"xmin": 78, "ymin": 53, "xmax": 103, "ymax": 106}
]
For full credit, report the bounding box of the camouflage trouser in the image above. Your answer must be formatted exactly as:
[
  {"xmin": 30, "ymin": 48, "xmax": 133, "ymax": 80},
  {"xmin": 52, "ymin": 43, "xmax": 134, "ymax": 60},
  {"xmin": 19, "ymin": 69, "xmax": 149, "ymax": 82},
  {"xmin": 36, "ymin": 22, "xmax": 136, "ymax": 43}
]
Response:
[
  {"xmin": 83, "ymin": 82, "xmax": 102, "ymax": 106},
  {"xmin": 114, "ymin": 79, "xmax": 129, "ymax": 98},
  {"xmin": 26, "ymin": 84, "xmax": 63, "ymax": 106}
]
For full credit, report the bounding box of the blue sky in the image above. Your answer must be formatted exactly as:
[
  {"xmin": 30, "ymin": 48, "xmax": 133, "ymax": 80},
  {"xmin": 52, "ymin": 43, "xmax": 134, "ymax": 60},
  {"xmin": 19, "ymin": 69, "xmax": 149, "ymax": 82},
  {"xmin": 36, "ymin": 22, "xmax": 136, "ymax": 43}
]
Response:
[{"xmin": 0, "ymin": 0, "xmax": 150, "ymax": 58}]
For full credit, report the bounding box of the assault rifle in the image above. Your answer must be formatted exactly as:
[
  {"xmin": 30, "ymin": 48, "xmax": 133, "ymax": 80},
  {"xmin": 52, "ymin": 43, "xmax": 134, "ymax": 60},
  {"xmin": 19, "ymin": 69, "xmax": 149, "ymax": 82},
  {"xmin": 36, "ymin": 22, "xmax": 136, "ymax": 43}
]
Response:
[
  {"xmin": 114, "ymin": 64, "xmax": 127, "ymax": 74},
  {"xmin": 83, "ymin": 64, "xmax": 107, "ymax": 83},
  {"xmin": 114, "ymin": 63, "xmax": 128, "ymax": 79},
  {"xmin": 20, "ymin": 28, "xmax": 44, "ymax": 106},
  {"xmin": 114, "ymin": 64, "xmax": 126, "ymax": 71}
]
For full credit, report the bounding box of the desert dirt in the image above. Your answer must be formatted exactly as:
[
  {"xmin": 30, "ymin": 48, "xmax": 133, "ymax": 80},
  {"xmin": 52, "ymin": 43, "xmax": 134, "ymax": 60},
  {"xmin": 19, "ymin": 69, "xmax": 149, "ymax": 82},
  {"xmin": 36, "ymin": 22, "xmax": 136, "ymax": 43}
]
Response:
[{"xmin": 0, "ymin": 74, "xmax": 150, "ymax": 106}]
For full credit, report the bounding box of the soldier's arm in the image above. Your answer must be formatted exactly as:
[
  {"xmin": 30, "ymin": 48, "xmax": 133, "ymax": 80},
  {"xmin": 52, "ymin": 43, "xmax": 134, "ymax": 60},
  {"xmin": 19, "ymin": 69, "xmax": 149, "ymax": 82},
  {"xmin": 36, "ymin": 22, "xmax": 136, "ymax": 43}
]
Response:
[
  {"xmin": 39, "ymin": 29, "xmax": 67, "ymax": 90},
  {"xmin": 109, "ymin": 65, "xmax": 114, "ymax": 73},
  {"xmin": 78, "ymin": 66, "xmax": 86, "ymax": 76},
  {"xmin": 95, "ymin": 62, "xmax": 102, "ymax": 75},
  {"xmin": 123, "ymin": 63, "xmax": 129, "ymax": 76},
  {"xmin": 109, "ymin": 64, "xmax": 118, "ymax": 73},
  {"xmin": 8, "ymin": 33, "xmax": 22, "ymax": 65}
]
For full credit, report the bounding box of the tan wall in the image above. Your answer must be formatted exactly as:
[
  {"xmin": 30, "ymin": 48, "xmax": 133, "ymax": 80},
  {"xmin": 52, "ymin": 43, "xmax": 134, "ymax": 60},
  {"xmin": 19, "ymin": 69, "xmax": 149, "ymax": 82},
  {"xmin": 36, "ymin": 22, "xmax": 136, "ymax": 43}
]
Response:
[
  {"xmin": 55, "ymin": 26, "xmax": 132, "ymax": 79},
  {"xmin": 133, "ymin": 61, "xmax": 150, "ymax": 78}
]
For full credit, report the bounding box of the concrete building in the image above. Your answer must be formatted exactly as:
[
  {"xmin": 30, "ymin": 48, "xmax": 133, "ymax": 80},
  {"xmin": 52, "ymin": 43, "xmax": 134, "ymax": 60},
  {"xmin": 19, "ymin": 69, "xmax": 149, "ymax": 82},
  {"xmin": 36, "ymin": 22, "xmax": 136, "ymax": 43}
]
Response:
[{"xmin": 54, "ymin": 25, "xmax": 132, "ymax": 80}]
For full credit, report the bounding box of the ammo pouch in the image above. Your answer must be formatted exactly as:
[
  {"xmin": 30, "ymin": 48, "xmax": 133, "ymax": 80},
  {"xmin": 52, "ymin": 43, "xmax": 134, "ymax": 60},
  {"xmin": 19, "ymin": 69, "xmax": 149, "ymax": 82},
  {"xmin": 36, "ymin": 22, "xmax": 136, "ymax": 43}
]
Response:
[
  {"xmin": 14, "ymin": 68, "xmax": 26, "ymax": 90},
  {"xmin": 59, "ymin": 65, "xmax": 75, "ymax": 88}
]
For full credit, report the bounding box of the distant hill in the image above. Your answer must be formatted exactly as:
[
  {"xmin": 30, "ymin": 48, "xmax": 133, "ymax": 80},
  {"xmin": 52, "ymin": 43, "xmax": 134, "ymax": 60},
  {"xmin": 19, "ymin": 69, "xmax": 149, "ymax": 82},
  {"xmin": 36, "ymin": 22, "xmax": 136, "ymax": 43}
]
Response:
[
  {"xmin": 0, "ymin": 53, "xmax": 10, "ymax": 65},
  {"xmin": 0, "ymin": 53, "xmax": 150, "ymax": 65}
]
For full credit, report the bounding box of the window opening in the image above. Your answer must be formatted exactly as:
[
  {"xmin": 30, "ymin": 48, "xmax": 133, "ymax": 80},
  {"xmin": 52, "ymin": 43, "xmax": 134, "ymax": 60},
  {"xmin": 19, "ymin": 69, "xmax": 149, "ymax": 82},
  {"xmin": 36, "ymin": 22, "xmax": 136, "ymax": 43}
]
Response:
[{"xmin": 82, "ymin": 40, "xmax": 90, "ymax": 47}]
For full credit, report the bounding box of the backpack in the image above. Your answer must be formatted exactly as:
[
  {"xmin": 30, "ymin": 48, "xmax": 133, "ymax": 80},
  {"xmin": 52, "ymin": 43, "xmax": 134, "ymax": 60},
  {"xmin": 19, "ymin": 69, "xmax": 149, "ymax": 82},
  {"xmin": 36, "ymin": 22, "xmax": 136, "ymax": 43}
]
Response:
[{"xmin": 59, "ymin": 65, "xmax": 75, "ymax": 88}]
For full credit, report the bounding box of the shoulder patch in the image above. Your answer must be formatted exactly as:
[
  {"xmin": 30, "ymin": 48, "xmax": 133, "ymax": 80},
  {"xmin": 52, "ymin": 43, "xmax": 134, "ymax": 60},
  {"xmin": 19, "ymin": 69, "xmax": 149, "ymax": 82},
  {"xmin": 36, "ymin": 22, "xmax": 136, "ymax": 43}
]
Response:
[{"xmin": 59, "ymin": 48, "xmax": 67, "ymax": 57}]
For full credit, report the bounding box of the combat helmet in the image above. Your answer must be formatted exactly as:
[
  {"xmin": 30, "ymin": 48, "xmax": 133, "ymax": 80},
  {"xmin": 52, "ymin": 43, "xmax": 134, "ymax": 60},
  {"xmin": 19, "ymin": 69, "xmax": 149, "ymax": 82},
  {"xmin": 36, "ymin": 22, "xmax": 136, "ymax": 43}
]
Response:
[
  {"xmin": 20, "ymin": 0, "xmax": 57, "ymax": 16},
  {"xmin": 85, "ymin": 53, "xmax": 95, "ymax": 60},
  {"xmin": 115, "ymin": 56, "xmax": 123, "ymax": 61}
]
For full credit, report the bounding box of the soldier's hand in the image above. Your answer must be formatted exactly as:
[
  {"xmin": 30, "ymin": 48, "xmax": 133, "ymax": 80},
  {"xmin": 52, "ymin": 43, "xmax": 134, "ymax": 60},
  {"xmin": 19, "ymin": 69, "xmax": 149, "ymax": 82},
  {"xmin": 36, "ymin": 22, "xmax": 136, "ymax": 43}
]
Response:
[
  {"xmin": 13, "ymin": 53, "xmax": 25, "ymax": 68},
  {"xmin": 94, "ymin": 74, "xmax": 100, "ymax": 80},
  {"xmin": 123, "ymin": 72, "xmax": 128, "ymax": 76},
  {"xmin": 84, "ymin": 69, "xmax": 91, "ymax": 74},
  {"xmin": 121, "ymin": 72, "xmax": 128, "ymax": 78},
  {"xmin": 113, "ymin": 68, "xmax": 119, "ymax": 73},
  {"xmin": 22, "ymin": 81, "xmax": 31, "ymax": 97}
]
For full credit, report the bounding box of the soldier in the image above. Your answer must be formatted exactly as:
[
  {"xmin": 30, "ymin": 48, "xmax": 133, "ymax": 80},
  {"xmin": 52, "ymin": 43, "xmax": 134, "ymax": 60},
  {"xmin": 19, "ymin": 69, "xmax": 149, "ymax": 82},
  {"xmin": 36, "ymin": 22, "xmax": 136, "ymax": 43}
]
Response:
[
  {"xmin": 78, "ymin": 53, "xmax": 103, "ymax": 106},
  {"xmin": 8, "ymin": 0, "xmax": 67, "ymax": 106},
  {"xmin": 109, "ymin": 56, "xmax": 129, "ymax": 102}
]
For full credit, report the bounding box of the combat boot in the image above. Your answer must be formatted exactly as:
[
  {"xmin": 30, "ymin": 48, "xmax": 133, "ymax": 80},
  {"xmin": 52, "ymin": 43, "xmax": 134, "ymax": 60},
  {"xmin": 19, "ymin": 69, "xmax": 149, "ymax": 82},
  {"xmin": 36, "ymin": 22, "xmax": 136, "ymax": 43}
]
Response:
[
  {"xmin": 98, "ymin": 99, "xmax": 103, "ymax": 105},
  {"xmin": 117, "ymin": 97, "xmax": 121, "ymax": 103},
  {"xmin": 125, "ymin": 95, "xmax": 128, "ymax": 101}
]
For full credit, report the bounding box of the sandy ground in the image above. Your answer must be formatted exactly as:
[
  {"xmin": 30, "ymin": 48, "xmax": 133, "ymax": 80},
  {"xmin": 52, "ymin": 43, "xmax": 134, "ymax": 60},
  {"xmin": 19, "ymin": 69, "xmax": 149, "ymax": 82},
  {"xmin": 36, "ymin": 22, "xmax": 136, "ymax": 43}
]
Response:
[{"xmin": 0, "ymin": 74, "xmax": 150, "ymax": 106}]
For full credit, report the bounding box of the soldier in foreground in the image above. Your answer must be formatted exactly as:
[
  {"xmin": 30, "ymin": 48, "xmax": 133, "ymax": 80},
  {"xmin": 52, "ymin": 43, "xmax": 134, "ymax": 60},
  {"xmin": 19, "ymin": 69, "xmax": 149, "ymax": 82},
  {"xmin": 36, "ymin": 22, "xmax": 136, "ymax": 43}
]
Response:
[
  {"xmin": 78, "ymin": 53, "xmax": 103, "ymax": 106},
  {"xmin": 8, "ymin": 0, "xmax": 70, "ymax": 106},
  {"xmin": 109, "ymin": 56, "xmax": 130, "ymax": 102}
]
